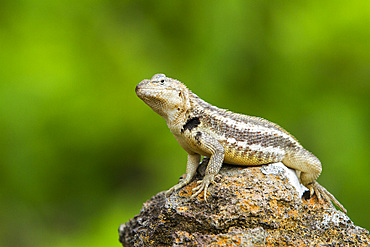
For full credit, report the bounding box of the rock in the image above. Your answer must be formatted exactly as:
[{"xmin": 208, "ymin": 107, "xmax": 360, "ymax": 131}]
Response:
[{"xmin": 118, "ymin": 159, "xmax": 370, "ymax": 246}]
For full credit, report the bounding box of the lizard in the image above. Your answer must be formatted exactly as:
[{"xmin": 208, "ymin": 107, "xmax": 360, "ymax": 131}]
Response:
[{"xmin": 135, "ymin": 73, "xmax": 347, "ymax": 213}]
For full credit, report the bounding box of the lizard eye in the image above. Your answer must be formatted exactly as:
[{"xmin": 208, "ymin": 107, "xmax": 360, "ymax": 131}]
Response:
[
  {"xmin": 151, "ymin": 74, "xmax": 166, "ymax": 84},
  {"xmin": 151, "ymin": 79, "xmax": 165, "ymax": 85},
  {"xmin": 153, "ymin": 78, "xmax": 165, "ymax": 85}
]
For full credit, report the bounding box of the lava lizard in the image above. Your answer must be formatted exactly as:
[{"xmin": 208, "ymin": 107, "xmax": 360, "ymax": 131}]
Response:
[{"xmin": 135, "ymin": 73, "xmax": 347, "ymax": 213}]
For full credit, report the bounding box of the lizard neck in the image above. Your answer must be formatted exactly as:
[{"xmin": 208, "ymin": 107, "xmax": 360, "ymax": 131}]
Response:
[
  {"xmin": 166, "ymin": 109, "xmax": 187, "ymax": 133},
  {"xmin": 166, "ymin": 92, "xmax": 206, "ymax": 135}
]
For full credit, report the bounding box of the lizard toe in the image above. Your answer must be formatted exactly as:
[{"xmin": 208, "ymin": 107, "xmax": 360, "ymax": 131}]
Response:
[
  {"xmin": 191, "ymin": 185, "xmax": 203, "ymax": 199},
  {"xmin": 191, "ymin": 175, "xmax": 216, "ymax": 201}
]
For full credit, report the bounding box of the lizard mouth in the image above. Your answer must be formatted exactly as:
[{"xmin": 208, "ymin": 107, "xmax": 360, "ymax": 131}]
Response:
[
  {"xmin": 136, "ymin": 88, "xmax": 168, "ymax": 102},
  {"xmin": 136, "ymin": 87, "xmax": 161, "ymax": 94},
  {"xmin": 136, "ymin": 86, "xmax": 177, "ymax": 98}
]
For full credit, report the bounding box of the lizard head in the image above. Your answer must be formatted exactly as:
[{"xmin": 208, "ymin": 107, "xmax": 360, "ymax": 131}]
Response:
[{"xmin": 136, "ymin": 74, "xmax": 191, "ymax": 124}]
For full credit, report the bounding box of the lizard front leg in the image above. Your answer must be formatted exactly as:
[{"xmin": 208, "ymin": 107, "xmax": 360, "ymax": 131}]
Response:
[
  {"xmin": 166, "ymin": 153, "xmax": 201, "ymax": 196},
  {"xmin": 191, "ymin": 132, "xmax": 225, "ymax": 201}
]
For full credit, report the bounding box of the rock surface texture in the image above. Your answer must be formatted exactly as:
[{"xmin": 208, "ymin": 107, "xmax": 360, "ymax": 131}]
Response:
[{"xmin": 118, "ymin": 161, "xmax": 370, "ymax": 246}]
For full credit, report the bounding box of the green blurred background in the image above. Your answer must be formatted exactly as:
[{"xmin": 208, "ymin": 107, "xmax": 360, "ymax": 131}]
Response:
[{"xmin": 1, "ymin": 0, "xmax": 369, "ymax": 246}]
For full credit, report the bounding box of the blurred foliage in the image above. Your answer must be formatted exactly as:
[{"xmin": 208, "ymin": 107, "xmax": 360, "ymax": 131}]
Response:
[{"xmin": 0, "ymin": 0, "xmax": 369, "ymax": 246}]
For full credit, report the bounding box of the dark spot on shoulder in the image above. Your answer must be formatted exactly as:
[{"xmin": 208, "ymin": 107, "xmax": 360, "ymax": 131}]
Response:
[
  {"xmin": 195, "ymin": 131, "xmax": 202, "ymax": 145},
  {"xmin": 181, "ymin": 117, "xmax": 201, "ymax": 133}
]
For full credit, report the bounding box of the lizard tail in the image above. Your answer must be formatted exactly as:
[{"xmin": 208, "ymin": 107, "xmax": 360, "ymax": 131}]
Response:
[{"xmin": 311, "ymin": 181, "xmax": 347, "ymax": 214}]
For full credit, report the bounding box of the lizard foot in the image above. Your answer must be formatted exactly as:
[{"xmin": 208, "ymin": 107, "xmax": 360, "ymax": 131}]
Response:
[
  {"xmin": 165, "ymin": 179, "xmax": 189, "ymax": 197},
  {"xmin": 191, "ymin": 174, "xmax": 217, "ymax": 201},
  {"xmin": 308, "ymin": 181, "xmax": 347, "ymax": 214}
]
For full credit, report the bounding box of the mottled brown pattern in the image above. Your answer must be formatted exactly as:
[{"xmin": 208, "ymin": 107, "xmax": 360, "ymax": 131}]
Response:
[{"xmin": 119, "ymin": 164, "xmax": 366, "ymax": 246}]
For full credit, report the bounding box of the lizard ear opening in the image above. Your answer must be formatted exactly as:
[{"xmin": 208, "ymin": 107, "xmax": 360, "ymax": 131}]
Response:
[{"xmin": 178, "ymin": 88, "xmax": 191, "ymax": 110}]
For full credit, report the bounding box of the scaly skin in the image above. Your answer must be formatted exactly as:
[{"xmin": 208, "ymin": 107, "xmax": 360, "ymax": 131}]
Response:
[{"xmin": 135, "ymin": 74, "xmax": 347, "ymax": 213}]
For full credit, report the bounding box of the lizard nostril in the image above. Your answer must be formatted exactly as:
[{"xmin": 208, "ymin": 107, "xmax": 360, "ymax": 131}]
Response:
[{"xmin": 135, "ymin": 84, "xmax": 142, "ymax": 93}]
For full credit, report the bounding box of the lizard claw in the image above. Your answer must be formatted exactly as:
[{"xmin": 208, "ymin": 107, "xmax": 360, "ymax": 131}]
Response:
[
  {"xmin": 191, "ymin": 174, "xmax": 216, "ymax": 201},
  {"xmin": 165, "ymin": 187, "xmax": 175, "ymax": 197},
  {"xmin": 165, "ymin": 180, "xmax": 189, "ymax": 197}
]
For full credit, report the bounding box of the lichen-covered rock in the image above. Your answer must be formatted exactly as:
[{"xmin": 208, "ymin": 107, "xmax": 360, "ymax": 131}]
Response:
[{"xmin": 118, "ymin": 160, "xmax": 370, "ymax": 246}]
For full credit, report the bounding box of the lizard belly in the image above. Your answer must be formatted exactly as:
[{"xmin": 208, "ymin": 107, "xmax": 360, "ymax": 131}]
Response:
[{"xmin": 222, "ymin": 141, "xmax": 285, "ymax": 166}]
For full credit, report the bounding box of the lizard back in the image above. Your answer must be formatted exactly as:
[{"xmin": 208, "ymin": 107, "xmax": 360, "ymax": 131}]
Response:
[{"xmin": 188, "ymin": 92, "xmax": 302, "ymax": 166}]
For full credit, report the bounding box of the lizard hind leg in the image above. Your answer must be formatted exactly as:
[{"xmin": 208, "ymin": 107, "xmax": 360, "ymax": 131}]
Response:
[
  {"xmin": 283, "ymin": 149, "xmax": 347, "ymax": 214},
  {"xmin": 283, "ymin": 148, "xmax": 322, "ymax": 188}
]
